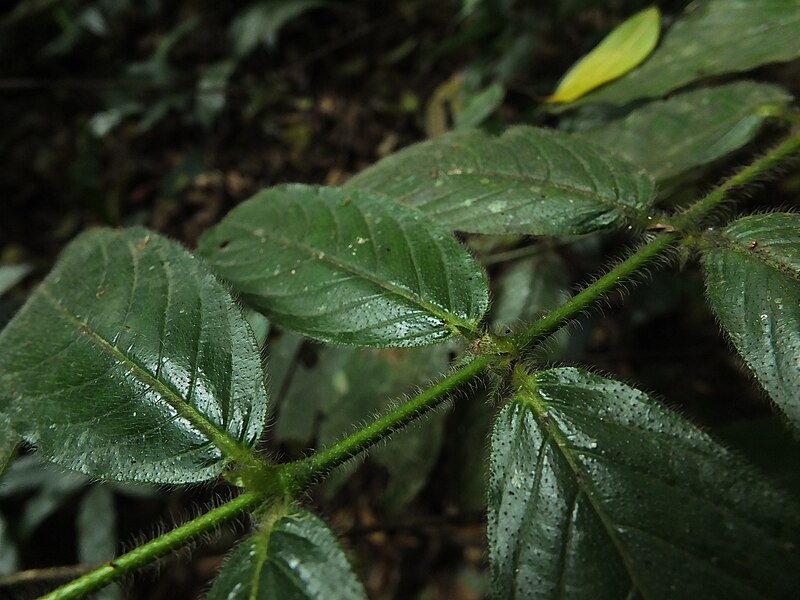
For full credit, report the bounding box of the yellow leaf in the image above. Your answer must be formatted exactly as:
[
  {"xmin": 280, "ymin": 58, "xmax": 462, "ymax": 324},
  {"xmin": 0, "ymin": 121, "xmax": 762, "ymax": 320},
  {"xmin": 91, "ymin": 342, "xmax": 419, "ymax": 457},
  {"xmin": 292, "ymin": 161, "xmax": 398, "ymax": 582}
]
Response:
[
  {"xmin": 548, "ymin": 6, "xmax": 661, "ymax": 104},
  {"xmin": 425, "ymin": 72, "xmax": 464, "ymax": 138}
]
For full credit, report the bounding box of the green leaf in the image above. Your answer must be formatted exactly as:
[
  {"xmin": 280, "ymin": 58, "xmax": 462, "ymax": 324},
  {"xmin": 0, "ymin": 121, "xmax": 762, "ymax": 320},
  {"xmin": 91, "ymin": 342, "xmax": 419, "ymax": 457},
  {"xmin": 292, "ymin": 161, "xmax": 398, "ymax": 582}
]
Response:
[
  {"xmin": 196, "ymin": 59, "xmax": 236, "ymax": 128},
  {"xmin": 454, "ymin": 82, "xmax": 505, "ymax": 129},
  {"xmin": 571, "ymin": 0, "xmax": 800, "ymax": 107},
  {"xmin": 207, "ymin": 508, "xmax": 367, "ymax": 599},
  {"xmin": 585, "ymin": 81, "xmax": 792, "ymax": 181},
  {"xmin": 78, "ymin": 486, "xmax": 117, "ymax": 564},
  {"xmin": 78, "ymin": 486, "xmax": 120, "ymax": 600},
  {"xmin": 548, "ymin": 6, "xmax": 661, "ymax": 103},
  {"xmin": 276, "ymin": 344, "xmax": 452, "ymax": 513},
  {"xmin": 199, "ymin": 184, "xmax": 489, "ymax": 347},
  {"xmin": 489, "ymin": 367, "xmax": 800, "ymax": 599},
  {"xmin": 490, "ymin": 252, "xmax": 570, "ymax": 330},
  {"xmin": 344, "ymin": 126, "xmax": 655, "ymax": 235},
  {"xmin": 0, "ymin": 264, "xmax": 31, "ymax": 298},
  {"xmin": 716, "ymin": 416, "xmax": 800, "ymax": 499},
  {"xmin": 0, "ymin": 512, "xmax": 18, "ymax": 575},
  {"xmin": 0, "ymin": 228, "xmax": 268, "ymax": 484},
  {"xmin": 231, "ymin": 0, "xmax": 328, "ymax": 56},
  {"xmin": 703, "ymin": 213, "xmax": 800, "ymax": 430},
  {"xmin": 444, "ymin": 383, "xmax": 495, "ymax": 513},
  {"xmin": 0, "ymin": 416, "xmax": 18, "ymax": 481}
]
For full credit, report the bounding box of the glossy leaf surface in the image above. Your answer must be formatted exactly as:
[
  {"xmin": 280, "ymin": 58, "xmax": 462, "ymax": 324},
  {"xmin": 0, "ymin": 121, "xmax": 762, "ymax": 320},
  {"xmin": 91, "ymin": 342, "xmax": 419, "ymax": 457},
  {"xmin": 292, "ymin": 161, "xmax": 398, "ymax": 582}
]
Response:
[
  {"xmin": 207, "ymin": 509, "xmax": 366, "ymax": 599},
  {"xmin": 345, "ymin": 126, "xmax": 655, "ymax": 235},
  {"xmin": 199, "ymin": 184, "xmax": 488, "ymax": 347},
  {"xmin": 703, "ymin": 213, "xmax": 800, "ymax": 430},
  {"xmin": 489, "ymin": 367, "xmax": 800, "ymax": 598},
  {"xmin": 572, "ymin": 0, "xmax": 800, "ymax": 107},
  {"xmin": 548, "ymin": 6, "xmax": 661, "ymax": 103},
  {"xmin": 587, "ymin": 81, "xmax": 791, "ymax": 181},
  {"xmin": 0, "ymin": 228, "xmax": 268, "ymax": 483}
]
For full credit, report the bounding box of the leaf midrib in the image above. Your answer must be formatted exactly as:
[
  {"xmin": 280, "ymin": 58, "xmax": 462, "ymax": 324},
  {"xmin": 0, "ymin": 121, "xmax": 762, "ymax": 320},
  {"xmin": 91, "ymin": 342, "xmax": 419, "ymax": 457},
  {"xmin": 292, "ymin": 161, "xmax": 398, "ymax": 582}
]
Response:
[
  {"xmin": 515, "ymin": 379, "xmax": 646, "ymax": 595},
  {"xmin": 406, "ymin": 168, "xmax": 649, "ymax": 225},
  {"xmin": 518, "ymin": 375, "xmax": 775, "ymax": 599},
  {"xmin": 221, "ymin": 219, "xmax": 478, "ymax": 334},
  {"xmin": 38, "ymin": 286, "xmax": 260, "ymax": 470}
]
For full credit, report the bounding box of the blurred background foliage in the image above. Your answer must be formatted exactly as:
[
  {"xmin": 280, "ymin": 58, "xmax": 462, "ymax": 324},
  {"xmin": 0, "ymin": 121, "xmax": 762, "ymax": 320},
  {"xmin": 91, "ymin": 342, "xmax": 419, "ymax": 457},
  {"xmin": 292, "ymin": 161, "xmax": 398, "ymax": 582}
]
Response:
[{"xmin": 1, "ymin": 0, "xmax": 798, "ymax": 598}]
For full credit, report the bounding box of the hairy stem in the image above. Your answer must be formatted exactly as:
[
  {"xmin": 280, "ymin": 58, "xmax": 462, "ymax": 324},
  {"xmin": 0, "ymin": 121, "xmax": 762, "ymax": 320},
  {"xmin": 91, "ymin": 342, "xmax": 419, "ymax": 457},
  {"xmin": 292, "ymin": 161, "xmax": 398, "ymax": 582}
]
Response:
[
  {"xmin": 513, "ymin": 233, "xmax": 677, "ymax": 353},
  {"xmin": 280, "ymin": 355, "xmax": 493, "ymax": 492},
  {"xmin": 674, "ymin": 128, "xmax": 800, "ymax": 230},
  {"xmin": 39, "ymin": 492, "xmax": 263, "ymax": 600},
  {"xmin": 44, "ymin": 127, "xmax": 800, "ymax": 600}
]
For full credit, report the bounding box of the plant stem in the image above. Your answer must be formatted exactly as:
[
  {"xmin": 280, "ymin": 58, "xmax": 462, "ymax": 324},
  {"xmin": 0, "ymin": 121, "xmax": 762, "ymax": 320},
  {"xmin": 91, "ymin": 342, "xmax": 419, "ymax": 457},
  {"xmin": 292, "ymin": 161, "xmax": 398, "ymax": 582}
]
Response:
[
  {"xmin": 38, "ymin": 492, "xmax": 263, "ymax": 600},
  {"xmin": 513, "ymin": 233, "xmax": 677, "ymax": 353},
  {"xmin": 674, "ymin": 129, "xmax": 800, "ymax": 229},
  {"xmin": 281, "ymin": 355, "xmax": 492, "ymax": 492}
]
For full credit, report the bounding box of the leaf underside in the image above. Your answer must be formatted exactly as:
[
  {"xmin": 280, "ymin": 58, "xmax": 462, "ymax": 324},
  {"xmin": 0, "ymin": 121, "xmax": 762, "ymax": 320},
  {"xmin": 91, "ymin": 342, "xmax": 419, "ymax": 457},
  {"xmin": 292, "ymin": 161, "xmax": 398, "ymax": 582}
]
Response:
[
  {"xmin": 207, "ymin": 509, "xmax": 367, "ymax": 600},
  {"xmin": 703, "ymin": 212, "xmax": 800, "ymax": 431},
  {"xmin": 344, "ymin": 126, "xmax": 655, "ymax": 236},
  {"xmin": 199, "ymin": 184, "xmax": 489, "ymax": 347},
  {"xmin": 0, "ymin": 228, "xmax": 268, "ymax": 484},
  {"xmin": 586, "ymin": 81, "xmax": 791, "ymax": 182},
  {"xmin": 571, "ymin": 0, "xmax": 800, "ymax": 107},
  {"xmin": 489, "ymin": 367, "xmax": 800, "ymax": 599}
]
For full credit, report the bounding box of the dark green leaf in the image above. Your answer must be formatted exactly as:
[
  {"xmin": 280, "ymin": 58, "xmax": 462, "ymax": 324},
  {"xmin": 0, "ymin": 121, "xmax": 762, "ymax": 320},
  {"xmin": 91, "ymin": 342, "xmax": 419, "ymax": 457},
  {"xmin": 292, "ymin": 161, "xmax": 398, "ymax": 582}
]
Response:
[
  {"xmin": 196, "ymin": 59, "xmax": 236, "ymax": 128},
  {"xmin": 77, "ymin": 486, "xmax": 116, "ymax": 564},
  {"xmin": 571, "ymin": 0, "xmax": 800, "ymax": 107},
  {"xmin": 489, "ymin": 367, "xmax": 800, "ymax": 599},
  {"xmin": 586, "ymin": 81, "xmax": 791, "ymax": 181},
  {"xmin": 277, "ymin": 344, "xmax": 452, "ymax": 512},
  {"xmin": 0, "ymin": 513, "xmax": 18, "ymax": 575},
  {"xmin": 207, "ymin": 508, "xmax": 366, "ymax": 599},
  {"xmin": 344, "ymin": 126, "xmax": 655, "ymax": 235},
  {"xmin": 0, "ymin": 264, "xmax": 31, "ymax": 298},
  {"xmin": 199, "ymin": 184, "xmax": 488, "ymax": 347},
  {"xmin": 20, "ymin": 468, "xmax": 86, "ymax": 539},
  {"xmin": 0, "ymin": 416, "xmax": 18, "ymax": 481},
  {"xmin": 703, "ymin": 213, "xmax": 800, "ymax": 430},
  {"xmin": 231, "ymin": 0, "xmax": 329, "ymax": 56},
  {"xmin": 490, "ymin": 251, "xmax": 570, "ymax": 329},
  {"xmin": 78, "ymin": 486, "xmax": 120, "ymax": 600},
  {"xmin": 444, "ymin": 382, "xmax": 495, "ymax": 513},
  {"xmin": 0, "ymin": 228, "xmax": 268, "ymax": 484},
  {"xmin": 715, "ymin": 416, "xmax": 800, "ymax": 499},
  {"xmin": 454, "ymin": 82, "xmax": 505, "ymax": 129}
]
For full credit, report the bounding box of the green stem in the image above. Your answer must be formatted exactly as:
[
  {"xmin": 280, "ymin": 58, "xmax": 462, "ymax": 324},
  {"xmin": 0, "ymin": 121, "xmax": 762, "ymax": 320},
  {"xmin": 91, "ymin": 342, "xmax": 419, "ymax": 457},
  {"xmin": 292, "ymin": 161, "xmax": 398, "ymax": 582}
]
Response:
[
  {"xmin": 38, "ymin": 492, "xmax": 263, "ymax": 600},
  {"xmin": 280, "ymin": 355, "xmax": 492, "ymax": 492},
  {"xmin": 674, "ymin": 129, "xmax": 800, "ymax": 230},
  {"xmin": 513, "ymin": 233, "xmax": 677, "ymax": 353}
]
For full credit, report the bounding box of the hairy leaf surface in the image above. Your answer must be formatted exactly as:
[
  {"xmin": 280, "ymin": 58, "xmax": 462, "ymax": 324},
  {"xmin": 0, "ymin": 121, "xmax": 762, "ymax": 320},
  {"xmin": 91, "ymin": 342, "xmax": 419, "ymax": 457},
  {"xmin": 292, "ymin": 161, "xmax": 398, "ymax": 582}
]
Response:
[
  {"xmin": 703, "ymin": 213, "xmax": 800, "ymax": 430},
  {"xmin": 199, "ymin": 184, "xmax": 488, "ymax": 347},
  {"xmin": 345, "ymin": 126, "xmax": 655, "ymax": 235},
  {"xmin": 0, "ymin": 228, "xmax": 268, "ymax": 483},
  {"xmin": 548, "ymin": 6, "xmax": 661, "ymax": 103},
  {"xmin": 571, "ymin": 0, "xmax": 800, "ymax": 107},
  {"xmin": 489, "ymin": 367, "xmax": 800, "ymax": 599},
  {"xmin": 586, "ymin": 81, "xmax": 792, "ymax": 181},
  {"xmin": 207, "ymin": 509, "xmax": 366, "ymax": 599}
]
